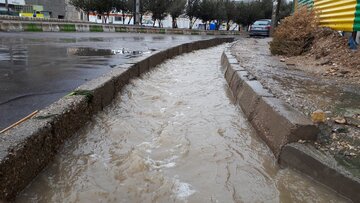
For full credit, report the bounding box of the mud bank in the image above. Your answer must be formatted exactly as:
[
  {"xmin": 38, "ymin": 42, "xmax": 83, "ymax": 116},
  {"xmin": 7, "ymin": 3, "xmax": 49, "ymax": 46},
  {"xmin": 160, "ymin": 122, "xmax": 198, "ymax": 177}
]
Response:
[
  {"xmin": 0, "ymin": 37, "xmax": 233, "ymax": 201},
  {"xmin": 221, "ymin": 42, "xmax": 360, "ymax": 202}
]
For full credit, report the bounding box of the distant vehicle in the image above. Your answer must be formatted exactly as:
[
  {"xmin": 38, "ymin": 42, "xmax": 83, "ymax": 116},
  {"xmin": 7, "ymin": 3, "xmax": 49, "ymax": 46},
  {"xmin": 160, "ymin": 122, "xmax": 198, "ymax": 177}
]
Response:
[{"xmin": 249, "ymin": 19, "xmax": 272, "ymax": 37}]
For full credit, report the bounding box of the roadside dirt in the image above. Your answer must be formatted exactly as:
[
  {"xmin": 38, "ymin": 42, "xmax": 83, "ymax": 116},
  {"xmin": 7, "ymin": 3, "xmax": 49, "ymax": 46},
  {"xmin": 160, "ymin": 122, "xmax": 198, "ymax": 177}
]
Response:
[
  {"xmin": 231, "ymin": 37, "xmax": 360, "ymax": 176},
  {"xmin": 286, "ymin": 28, "xmax": 360, "ymax": 85}
]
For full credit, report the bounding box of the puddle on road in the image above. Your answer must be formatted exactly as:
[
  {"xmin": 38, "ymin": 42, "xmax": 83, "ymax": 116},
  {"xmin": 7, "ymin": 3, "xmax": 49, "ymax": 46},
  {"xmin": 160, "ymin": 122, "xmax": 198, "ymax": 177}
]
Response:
[
  {"xmin": 67, "ymin": 47, "xmax": 151, "ymax": 58},
  {"xmin": 17, "ymin": 45, "xmax": 349, "ymax": 202}
]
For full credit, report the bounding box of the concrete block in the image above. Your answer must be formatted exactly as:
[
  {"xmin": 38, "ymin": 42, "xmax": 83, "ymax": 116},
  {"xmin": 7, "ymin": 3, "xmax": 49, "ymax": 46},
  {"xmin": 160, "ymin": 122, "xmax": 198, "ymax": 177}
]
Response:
[
  {"xmin": 103, "ymin": 25, "xmax": 115, "ymax": 32},
  {"xmin": 149, "ymin": 51, "xmax": 167, "ymax": 69},
  {"xmin": 51, "ymin": 24, "xmax": 60, "ymax": 32},
  {"xmin": 181, "ymin": 43, "xmax": 191, "ymax": 54},
  {"xmin": 229, "ymin": 70, "xmax": 248, "ymax": 97},
  {"xmin": 76, "ymin": 73, "xmax": 116, "ymax": 112},
  {"xmin": 137, "ymin": 57, "xmax": 150, "ymax": 75},
  {"xmin": 0, "ymin": 95, "xmax": 88, "ymax": 201},
  {"xmin": 236, "ymin": 80, "xmax": 273, "ymax": 118},
  {"xmin": 110, "ymin": 64, "xmax": 133, "ymax": 92},
  {"xmin": 166, "ymin": 45, "xmax": 181, "ymax": 59},
  {"xmin": 41, "ymin": 23, "xmax": 52, "ymax": 32},
  {"xmin": 75, "ymin": 24, "xmax": 89, "ymax": 32},
  {"xmin": 250, "ymin": 97, "xmax": 318, "ymax": 156},
  {"xmin": 280, "ymin": 143, "xmax": 360, "ymax": 203},
  {"xmin": 128, "ymin": 56, "xmax": 150, "ymax": 75}
]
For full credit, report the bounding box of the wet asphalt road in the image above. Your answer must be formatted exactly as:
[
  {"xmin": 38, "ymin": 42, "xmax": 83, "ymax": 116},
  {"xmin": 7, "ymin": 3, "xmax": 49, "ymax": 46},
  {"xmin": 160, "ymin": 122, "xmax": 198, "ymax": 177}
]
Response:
[{"xmin": 0, "ymin": 32, "xmax": 210, "ymax": 130}]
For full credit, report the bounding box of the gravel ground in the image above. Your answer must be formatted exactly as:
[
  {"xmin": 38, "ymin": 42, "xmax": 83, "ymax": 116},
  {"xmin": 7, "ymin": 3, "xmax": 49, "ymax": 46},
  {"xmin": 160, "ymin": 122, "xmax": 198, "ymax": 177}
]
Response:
[{"xmin": 231, "ymin": 37, "xmax": 360, "ymax": 177}]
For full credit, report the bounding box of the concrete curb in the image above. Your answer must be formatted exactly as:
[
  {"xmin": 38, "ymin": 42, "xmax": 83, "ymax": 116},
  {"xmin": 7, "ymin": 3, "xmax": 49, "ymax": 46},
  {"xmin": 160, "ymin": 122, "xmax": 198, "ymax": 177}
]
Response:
[
  {"xmin": 0, "ymin": 37, "xmax": 234, "ymax": 201},
  {"xmin": 0, "ymin": 19, "xmax": 241, "ymax": 35},
  {"xmin": 280, "ymin": 143, "xmax": 360, "ymax": 202},
  {"xmin": 221, "ymin": 45, "xmax": 318, "ymax": 157},
  {"xmin": 221, "ymin": 43, "xmax": 359, "ymax": 202}
]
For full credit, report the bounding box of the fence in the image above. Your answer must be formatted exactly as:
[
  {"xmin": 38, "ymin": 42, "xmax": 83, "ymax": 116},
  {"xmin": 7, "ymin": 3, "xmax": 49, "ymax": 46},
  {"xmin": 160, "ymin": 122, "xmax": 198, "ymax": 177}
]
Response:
[{"xmin": 294, "ymin": 0, "xmax": 359, "ymax": 31}]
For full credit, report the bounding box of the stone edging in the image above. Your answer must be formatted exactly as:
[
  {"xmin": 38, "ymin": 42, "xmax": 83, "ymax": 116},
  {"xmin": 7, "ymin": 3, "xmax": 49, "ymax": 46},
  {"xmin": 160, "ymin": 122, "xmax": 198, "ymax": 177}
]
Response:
[
  {"xmin": 221, "ymin": 42, "xmax": 359, "ymax": 202},
  {"xmin": 0, "ymin": 18, "xmax": 240, "ymax": 35},
  {"xmin": 0, "ymin": 37, "xmax": 234, "ymax": 201}
]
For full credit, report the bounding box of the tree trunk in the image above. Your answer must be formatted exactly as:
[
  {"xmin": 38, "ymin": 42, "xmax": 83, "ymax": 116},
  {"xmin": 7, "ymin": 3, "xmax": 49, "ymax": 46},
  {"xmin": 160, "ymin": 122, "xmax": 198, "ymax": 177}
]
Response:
[
  {"xmin": 172, "ymin": 17, "xmax": 177, "ymax": 28},
  {"xmin": 158, "ymin": 20, "xmax": 161, "ymax": 28},
  {"xmin": 227, "ymin": 20, "xmax": 230, "ymax": 31},
  {"xmin": 189, "ymin": 17, "xmax": 193, "ymax": 29},
  {"xmin": 204, "ymin": 22, "xmax": 207, "ymax": 30},
  {"xmin": 122, "ymin": 12, "xmax": 125, "ymax": 24},
  {"xmin": 87, "ymin": 12, "xmax": 90, "ymax": 21}
]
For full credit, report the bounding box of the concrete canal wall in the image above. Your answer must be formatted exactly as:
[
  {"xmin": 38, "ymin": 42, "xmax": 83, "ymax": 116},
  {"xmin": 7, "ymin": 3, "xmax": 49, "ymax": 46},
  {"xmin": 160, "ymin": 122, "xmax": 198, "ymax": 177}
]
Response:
[
  {"xmin": 0, "ymin": 37, "xmax": 234, "ymax": 201},
  {"xmin": 0, "ymin": 16, "xmax": 240, "ymax": 35},
  {"xmin": 221, "ymin": 44, "xmax": 360, "ymax": 202}
]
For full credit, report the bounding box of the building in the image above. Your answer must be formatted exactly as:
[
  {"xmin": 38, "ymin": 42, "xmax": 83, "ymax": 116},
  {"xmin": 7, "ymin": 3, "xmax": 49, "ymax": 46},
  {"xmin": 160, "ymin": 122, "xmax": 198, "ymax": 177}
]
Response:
[
  {"xmin": 24, "ymin": 0, "xmax": 81, "ymax": 20},
  {"xmin": 0, "ymin": 0, "xmax": 25, "ymax": 15}
]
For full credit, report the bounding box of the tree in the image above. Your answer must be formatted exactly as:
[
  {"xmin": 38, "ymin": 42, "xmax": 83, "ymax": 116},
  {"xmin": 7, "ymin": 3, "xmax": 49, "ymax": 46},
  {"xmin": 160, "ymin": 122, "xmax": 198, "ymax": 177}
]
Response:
[
  {"xmin": 113, "ymin": 0, "xmax": 131, "ymax": 24},
  {"xmin": 185, "ymin": 0, "xmax": 200, "ymax": 29},
  {"xmin": 214, "ymin": 0, "xmax": 226, "ymax": 30},
  {"xmin": 279, "ymin": 0, "xmax": 293, "ymax": 20},
  {"xmin": 196, "ymin": 0, "xmax": 219, "ymax": 30},
  {"xmin": 168, "ymin": 0, "xmax": 187, "ymax": 28},
  {"xmin": 234, "ymin": 1, "xmax": 265, "ymax": 30},
  {"xmin": 69, "ymin": 0, "xmax": 95, "ymax": 21},
  {"xmin": 261, "ymin": 0, "xmax": 273, "ymax": 19},
  {"xmin": 147, "ymin": 0, "xmax": 169, "ymax": 27},
  {"xmin": 93, "ymin": 0, "xmax": 115, "ymax": 23},
  {"xmin": 224, "ymin": 0, "xmax": 237, "ymax": 30}
]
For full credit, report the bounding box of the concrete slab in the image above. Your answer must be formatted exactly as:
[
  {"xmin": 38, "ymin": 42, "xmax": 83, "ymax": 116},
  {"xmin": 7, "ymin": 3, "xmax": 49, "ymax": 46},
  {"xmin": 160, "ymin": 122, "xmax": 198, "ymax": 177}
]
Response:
[{"xmin": 280, "ymin": 143, "xmax": 360, "ymax": 202}]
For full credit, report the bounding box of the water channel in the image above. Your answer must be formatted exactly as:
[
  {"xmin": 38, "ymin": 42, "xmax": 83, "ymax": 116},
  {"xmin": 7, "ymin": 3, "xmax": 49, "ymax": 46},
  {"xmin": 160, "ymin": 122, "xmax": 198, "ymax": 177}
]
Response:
[{"xmin": 17, "ymin": 45, "xmax": 348, "ymax": 202}]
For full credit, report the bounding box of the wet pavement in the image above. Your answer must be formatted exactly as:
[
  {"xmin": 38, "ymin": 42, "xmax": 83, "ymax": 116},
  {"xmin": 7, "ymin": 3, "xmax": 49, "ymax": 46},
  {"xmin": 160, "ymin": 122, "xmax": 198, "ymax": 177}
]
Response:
[
  {"xmin": 17, "ymin": 45, "xmax": 348, "ymax": 202},
  {"xmin": 0, "ymin": 32, "xmax": 210, "ymax": 130}
]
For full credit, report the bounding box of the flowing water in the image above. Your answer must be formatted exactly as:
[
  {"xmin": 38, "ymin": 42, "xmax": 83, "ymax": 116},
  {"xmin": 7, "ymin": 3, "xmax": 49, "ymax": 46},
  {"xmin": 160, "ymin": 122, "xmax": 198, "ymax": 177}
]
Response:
[{"xmin": 17, "ymin": 45, "xmax": 349, "ymax": 203}]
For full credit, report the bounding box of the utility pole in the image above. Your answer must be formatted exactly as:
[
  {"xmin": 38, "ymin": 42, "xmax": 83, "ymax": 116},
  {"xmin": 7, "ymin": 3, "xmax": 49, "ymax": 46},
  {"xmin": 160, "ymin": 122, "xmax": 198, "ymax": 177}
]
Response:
[
  {"xmin": 5, "ymin": 0, "xmax": 9, "ymax": 14},
  {"xmin": 270, "ymin": 0, "xmax": 281, "ymax": 36},
  {"xmin": 133, "ymin": 0, "xmax": 140, "ymax": 25}
]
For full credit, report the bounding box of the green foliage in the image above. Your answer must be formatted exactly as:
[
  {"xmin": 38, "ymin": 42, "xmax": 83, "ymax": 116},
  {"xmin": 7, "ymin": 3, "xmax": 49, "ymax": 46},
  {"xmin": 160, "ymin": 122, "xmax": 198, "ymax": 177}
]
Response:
[
  {"xmin": 60, "ymin": 24, "xmax": 76, "ymax": 32},
  {"xmin": 25, "ymin": 24, "xmax": 42, "ymax": 32},
  {"xmin": 234, "ymin": 0, "xmax": 293, "ymax": 28},
  {"xmin": 69, "ymin": 0, "xmax": 293, "ymax": 31},
  {"xmin": 68, "ymin": 90, "xmax": 94, "ymax": 103},
  {"xmin": 90, "ymin": 25, "xmax": 104, "ymax": 32},
  {"xmin": 159, "ymin": 28, "xmax": 166, "ymax": 34},
  {"xmin": 147, "ymin": 0, "xmax": 169, "ymax": 27},
  {"xmin": 69, "ymin": 0, "xmax": 95, "ymax": 20},
  {"xmin": 224, "ymin": 0, "xmax": 237, "ymax": 30},
  {"xmin": 185, "ymin": 0, "xmax": 200, "ymax": 29}
]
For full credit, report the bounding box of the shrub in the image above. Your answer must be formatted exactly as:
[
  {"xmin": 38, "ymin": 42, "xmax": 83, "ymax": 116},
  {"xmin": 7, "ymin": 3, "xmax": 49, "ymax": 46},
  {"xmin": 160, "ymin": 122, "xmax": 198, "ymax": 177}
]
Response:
[{"xmin": 270, "ymin": 7, "xmax": 318, "ymax": 56}]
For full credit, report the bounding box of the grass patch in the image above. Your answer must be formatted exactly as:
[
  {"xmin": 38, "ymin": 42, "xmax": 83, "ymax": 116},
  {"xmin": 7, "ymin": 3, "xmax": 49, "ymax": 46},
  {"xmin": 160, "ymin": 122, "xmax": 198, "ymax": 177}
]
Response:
[
  {"xmin": 59, "ymin": 24, "xmax": 76, "ymax": 32},
  {"xmin": 159, "ymin": 29, "xmax": 166, "ymax": 34},
  {"xmin": 138, "ymin": 28, "xmax": 147, "ymax": 33},
  {"xmin": 68, "ymin": 90, "xmax": 94, "ymax": 103},
  {"xmin": 24, "ymin": 24, "xmax": 42, "ymax": 32},
  {"xmin": 90, "ymin": 25, "xmax": 104, "ymax": 32}
]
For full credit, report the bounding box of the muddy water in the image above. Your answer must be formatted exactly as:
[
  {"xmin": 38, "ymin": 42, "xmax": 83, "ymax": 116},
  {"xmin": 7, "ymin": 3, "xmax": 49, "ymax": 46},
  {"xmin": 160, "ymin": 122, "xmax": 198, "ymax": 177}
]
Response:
[{"xmin": 17, "ymin": 45, "xmax": 348, "ymax": 203}]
